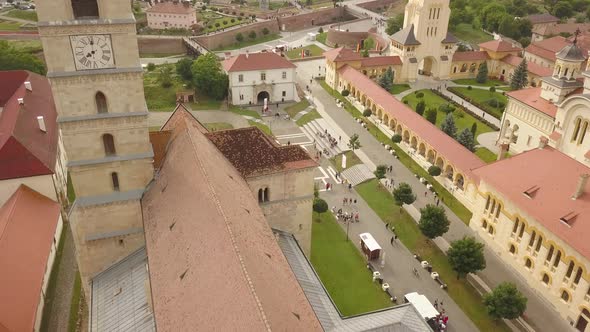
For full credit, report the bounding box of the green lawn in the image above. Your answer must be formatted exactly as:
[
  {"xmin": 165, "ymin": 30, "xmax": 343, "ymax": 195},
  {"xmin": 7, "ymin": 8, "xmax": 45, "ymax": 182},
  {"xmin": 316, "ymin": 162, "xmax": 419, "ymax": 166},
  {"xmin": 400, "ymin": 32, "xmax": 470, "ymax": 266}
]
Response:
[
  {"xmin": 286, "ymin": 44, "xmax": 325, "ymax": 59},
  {"xmin": 475, "ymin": 147, "xmax": 497, "ymax": 163},
  {"xmin": 356, "ymin": 180, "xmax": 510, "ymax": 332},
  {"xmin": 214, "ymin": 33, "xmax": 281, "ymax": 51},
  {"xmin": 450, "ymin": 23, "xmax": 493, "ymax": 44},
  {"xmin": 6, "ymin": 39, "xmax": 42, "ymax": 53},
  {"xmin": 320, "ymin": 81, "xmax": 473, "ymax": 225},
  {"xmin": 330, "ymin": 151, "xmax": 362, "ymax": 172},
  {"xmin": 229, "ymin": 106, "xmax": 262, "ymax": 119},
  {"xmin": 0, "ymin": 20, "xmax": 22, "ymax": 30},
  {"xmin": 452, "ymin": 79, "xmax": 507, "ymax": 87},
  {"xmin": 67, "ymin": 272, "xmax": 82, "ymax": 332},
  {"xmin": 205, "ymin": 122, "xmax": 234, "ymax": 131},
  {"xmin": 311, "ymin": 211, "xmax": 393, "ymax": 316},
  {"xmin": 248, "ymin": 120, "xmax": 272, "ymax": 136},
  {"xmin": 449, "ymin": 87, "xmax": 508, "ymax": 120},
  {"xmin": 296, "ymin": 109, "xmax": 321, "ymax": 126},
  {"xmin": 402, "ymin": 89, "xmax": 493, "ymax": 137},
  {"xmin": 40, "ymin": 224, "xmax": 68, "ymax": 332},
  {"xmin": 285, "ymin": 99, "xmax": 310, "ymax": 118},
  {"xmin": 316, "ymin": 32, "xmax": 328, "ymax": 45},
  {"xmin": 391, "ymin": 84, "xmax": 411, "ymax": 95},
  {"xmin": 6, "ymin": 9, "xmax": 38, "ymax": 21}
]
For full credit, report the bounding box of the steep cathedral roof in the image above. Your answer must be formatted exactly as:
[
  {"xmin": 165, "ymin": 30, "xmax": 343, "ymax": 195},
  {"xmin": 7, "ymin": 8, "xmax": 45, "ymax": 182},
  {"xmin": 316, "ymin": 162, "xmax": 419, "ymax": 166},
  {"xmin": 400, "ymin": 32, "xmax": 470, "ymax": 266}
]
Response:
[
  {"xmin": 142, "ymin": 108, "xmax": 322, "ymax": 331},
  {"xmin": 390, "ymin": 24, "xmax": 421, "ymax": 46},
  {"xmin": 556, "ymin": 43, "xmax": 587, "ymax": 61}
]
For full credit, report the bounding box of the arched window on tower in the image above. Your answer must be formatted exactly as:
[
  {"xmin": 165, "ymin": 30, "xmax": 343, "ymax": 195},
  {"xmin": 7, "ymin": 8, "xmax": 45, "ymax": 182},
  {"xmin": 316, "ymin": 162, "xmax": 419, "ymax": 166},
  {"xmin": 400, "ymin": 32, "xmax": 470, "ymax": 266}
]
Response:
[
  {"xmin": 572, "ymin": 118, "xmax": 582, "ymax": 141},
  {"xmin": 71, "ymin": 0, "xmax": 99, "ymax": 19},
  {"xmin": 264, "ymin": 187, "xmax": 270, "ymax": 202},
  {"xmin": 111, "ymin": 172, "xmax": 120, "ymax": 191},
  {"xmin": 96, "ymin": 92, "xmax": 108, "ymax": 114},
  {"xmin": 578, "ymin": 120, "xmax": 589, "ymax": 145},
  {"xmin": 102, "ymin": 134, "xmax": 116, "ymax": 156}
]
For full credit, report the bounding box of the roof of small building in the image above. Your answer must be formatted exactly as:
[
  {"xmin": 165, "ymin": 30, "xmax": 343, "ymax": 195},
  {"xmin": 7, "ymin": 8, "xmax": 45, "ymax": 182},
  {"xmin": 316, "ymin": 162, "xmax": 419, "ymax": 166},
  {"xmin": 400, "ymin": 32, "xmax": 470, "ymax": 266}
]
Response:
[
  {"xmin": 452, "ymin": 51, "xmax": 490, "ymax": 61},
  {"xmin": 146, "ymin": 1, "xmax": 195, "ymax": 14},
  {"xmin": 473, "ymin": 147, "xmax": 590, "ymax": 260},
  {"xmin": 360, "ymin": 56, "xmax": 403, "ymax": 67},
  {"xmin": 500, "ymin": 54, "xmax": 553, "ymax": 77},
  {"xmin": 442, "ymin": 32, "xmax": 458, "ymax": 44},
  {"xmin": 206, "ymin": 126, "xmax": 317, "ymax": 177},
  {"xmin": 526, "ymin": 13, "xmax": 560, "ymax": 25},
  {"xmin": 556, "ymin": 42, "xmax": 587, "ymax": 61},
  {"xmin": 506, "ymin": 87, "xmax": 558, "ymax": 117},
  {"xmin": 323, "ymin": 47, "xmax": 363, "ymax": 62},
  {"xmin": 525, "ymin": 36, "xmax": 570, "ymax": 61},
  {"xmin": 479, "ymin": 39, "xmax": 522, "ymax": 53},
  {"xmin": 337, "ymin": 65, "xmax": 485, "ymax": 178},
  {"xmin": 142, "ymin": 108, "xmax": 322, "ymax": 332},
  {"xmin": 0, "ymin": 71, "xmax": 58, "ymax": 180},
  {"xmin": 0, "ymin": 185, "xmax": 60, "ymax": 332},
  {"xmin": 390, "ymin": 24, "xmax": 421, "ymax": 46},
  {"xmin": 222, "ymin": 52, "xmax": 296, "ymax": 72}
]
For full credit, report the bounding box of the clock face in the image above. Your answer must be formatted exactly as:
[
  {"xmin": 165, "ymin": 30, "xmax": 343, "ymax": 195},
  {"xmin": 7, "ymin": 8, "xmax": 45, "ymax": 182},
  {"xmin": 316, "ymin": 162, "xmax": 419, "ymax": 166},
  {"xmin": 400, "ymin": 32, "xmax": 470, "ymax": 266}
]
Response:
[{"xmin": 70, "ymin": 35, "xmax": 115, "ymax": 70}]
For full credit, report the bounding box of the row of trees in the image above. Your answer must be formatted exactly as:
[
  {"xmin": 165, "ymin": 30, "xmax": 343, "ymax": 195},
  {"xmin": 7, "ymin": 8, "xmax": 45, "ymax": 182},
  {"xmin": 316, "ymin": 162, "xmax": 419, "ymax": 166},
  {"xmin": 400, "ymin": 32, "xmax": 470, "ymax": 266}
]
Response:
[
  {"xmin": 235, "ymin": 28, "xmax": 270, "ymax": 43},
  {"xmin": 167, "ymin": 54, "xmax": 229, "ymax": 100}
]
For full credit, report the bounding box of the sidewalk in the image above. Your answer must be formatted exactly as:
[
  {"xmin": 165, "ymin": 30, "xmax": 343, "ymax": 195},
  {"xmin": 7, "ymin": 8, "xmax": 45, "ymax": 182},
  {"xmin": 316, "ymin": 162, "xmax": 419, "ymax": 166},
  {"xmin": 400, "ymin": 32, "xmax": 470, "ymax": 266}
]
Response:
[{"xmin": 304, "ymin": 71, "xmax": 570, "ymax": 332}]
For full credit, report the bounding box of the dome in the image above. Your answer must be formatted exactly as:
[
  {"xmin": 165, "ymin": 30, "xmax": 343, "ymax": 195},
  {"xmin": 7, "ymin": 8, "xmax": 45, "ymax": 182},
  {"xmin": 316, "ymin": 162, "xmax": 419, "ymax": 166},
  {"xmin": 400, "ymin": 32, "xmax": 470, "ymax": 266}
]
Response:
[{"xmin": 556, "ymin": 43, "xmax": 586, "ymax": 62}]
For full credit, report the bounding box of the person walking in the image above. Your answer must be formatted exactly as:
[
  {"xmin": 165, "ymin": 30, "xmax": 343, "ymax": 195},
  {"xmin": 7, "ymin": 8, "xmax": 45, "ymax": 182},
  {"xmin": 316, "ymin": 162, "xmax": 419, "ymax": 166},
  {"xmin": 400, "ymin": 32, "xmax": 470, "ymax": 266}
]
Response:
[
  {"xmin": 390, "ymin": 236, "xmax": 394, "ymax": 245},
  {"xmin": 386, "ymin": 222, "xmax": 389, "ymax": 229}
]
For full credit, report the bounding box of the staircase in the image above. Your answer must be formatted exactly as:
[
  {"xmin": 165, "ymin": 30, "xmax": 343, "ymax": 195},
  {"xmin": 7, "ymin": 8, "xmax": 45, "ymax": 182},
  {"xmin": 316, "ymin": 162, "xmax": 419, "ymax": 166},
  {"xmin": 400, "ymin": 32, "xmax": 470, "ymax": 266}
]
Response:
[
  {"xmin": 341, "ymin": 164, "xmax": 375, "ymax": 186},
  {"xmin": 300, "ymin": 119, "xmax": 350, "ymax": 158}
]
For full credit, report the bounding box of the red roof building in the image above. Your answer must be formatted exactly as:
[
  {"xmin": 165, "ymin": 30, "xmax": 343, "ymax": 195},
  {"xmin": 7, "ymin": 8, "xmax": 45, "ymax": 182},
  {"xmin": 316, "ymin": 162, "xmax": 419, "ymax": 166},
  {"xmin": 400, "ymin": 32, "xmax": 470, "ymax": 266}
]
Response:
[
  {"xmin": 500, "ymin": 54, "xmax": 553, "ymax": 78},
  {"xmin": 0, "ymin": 71, "xmax": 58, "ymax": 181},
  {"xmin": 0, "ymin": 185, "xmax": 61, "ymax": 332},
  {"xmin": 479, "ymin": 40, "xmax": 522, "ymax": 53},
  {"xmin": 506, "ymin": 87, "xmax": 558, "ymax": 117},
  {"xmin": 222, "ymin": 52, "xmax": 297, "ymax": 72},
  {"xmin": 526, "ymin": 36, "xmax": 571, "ymax": 63},
  {"xmin": 452, "ymin": 51, "xmax": 490, "ymax": 62}
]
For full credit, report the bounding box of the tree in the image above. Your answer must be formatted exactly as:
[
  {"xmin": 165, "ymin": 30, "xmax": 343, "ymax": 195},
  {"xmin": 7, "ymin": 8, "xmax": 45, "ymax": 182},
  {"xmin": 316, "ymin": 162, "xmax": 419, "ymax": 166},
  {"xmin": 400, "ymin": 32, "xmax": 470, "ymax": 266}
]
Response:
[
  {"xmin": 157, "ymin": 66, "xmax": 173, "ymax": 88},
  {"xmin": 175, "ymin": 58, "xmax": 193, "ymax": 81},
  {"xmin": 235, "ymin": 32, "xmax": 244, "ymax": 42},
  {"xmin": 553, "ymin": 1, "xmax": 573, "ymax": 18},
  {"xmin": 480, "ymin": 3, "xmax": 507, "ymax": 31},
  {"xmin": 363, "ymin": 109, "xmax": 372, "ymax": 117},
  {"xmin": 0, "ymin": 41, "xmax": 46, "ymax": 75},
  {"xmin": 441, "ymin": 113, "xmax": 457, "ymax": 138},
  {"xmin": 191, "ymin": 53, "xmax": 229, "ymax": 100},
  {"xmin": 510, "ymin": 58, "xmax": 528, "ymax": 90},
  {"xmin": 248, "ymin": 30, "xmax": 257, "ymax": 40},
  {"xmin": 393, "ymin": 183, "xmax": 416, "ymax": 205},
  {"xmin": 419, "ymin": 205, "xmax": 450, "ymax": 239},
  {"xmin": 484, "ymin": 282, "xmax": 528, "ymax": 320},
  {"xmin": 348, "ymin": 134, "xmax": 361, "ymax": 151},
  {"xmin": 498, "ymin": 14, "xmax": 518, "ymax": 39},
  {"xmin": 447, "ymin": 236, "xmax": 486, "ymax": 279},
  {"xmin": 470, "ymin": 122, "xmax": 478, "ymax": 137},
  {"xmin": 457, "ymin": 128, "xmax": 476, "ymax": 151},
  {"xmin": 262, "ymin": 27, "xmax": 270, "ymax": 35},
  {"xmin": 385, "ymin": 14, "xmax": 404, "ymax": 35},
  {"xmin": 363, "ymin": 37, "xmax": 375, "ymax": 51},
  {"xmin": 476, "ymin": 62, "xmax": 488, "ymax": 84},
  {"xmin": 428, "ymin": 166, "xmax": 441, "ymax": 176},
  {"xmin": 318, "ymin": 27, "xmax": 324, "ymax": 33},
  {"xmin": 425, "ymin": 108, "xmax": 437, "ymax": 124},
  {"xmin": 416, "ymin": 100, "xmax": 426, "ymax": 116},
  {"xmin": 391, "ymin": 134, "xmax": 402, "ymax": 143},
  {"xmin": 341, "ymin": 89, "xmax": 350, "ymax": 96},
  {"xmin": 378, "ymin": 67, "xmax": 394, "ymax": 91},
  {"xmin": 313, "ymin": 198, "xmax": 329, "ymax": 214},
  {"xmin": 361, "ymin": 49, "xmax": 369, "ymax": 57},
  {"xmin": 147, "ymin": 63, "xmax": 156, "ymax": 71},
  {"xmin": 374, "ymin": 165, "xmax": 387, "ymax": 179},
  {"xmin": 306, "ymin": 0, "xmax": 312, "ymax": 6}
]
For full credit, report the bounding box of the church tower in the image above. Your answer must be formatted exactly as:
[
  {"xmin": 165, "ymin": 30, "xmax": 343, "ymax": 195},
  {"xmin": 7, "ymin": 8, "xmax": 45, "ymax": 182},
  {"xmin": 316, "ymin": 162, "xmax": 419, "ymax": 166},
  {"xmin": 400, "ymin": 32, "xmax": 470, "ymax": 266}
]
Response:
[{"xmin": 36, "ymin": 0, "xmax": 154, "ymax": 294}]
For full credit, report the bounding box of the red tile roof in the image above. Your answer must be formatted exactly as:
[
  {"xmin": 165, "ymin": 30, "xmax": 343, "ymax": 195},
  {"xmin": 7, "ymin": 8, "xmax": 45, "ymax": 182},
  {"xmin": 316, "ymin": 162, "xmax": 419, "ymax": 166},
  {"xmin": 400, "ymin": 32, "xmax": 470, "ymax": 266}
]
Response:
[
  {"xmin": 360, "ymin": 56, "xmax": 402, "ymax": 66},
  {"xmin": 0, "ymin": 71, "xmax": 58, "ymax": 180},
  {"xmin": 525, "ymin": 36, "xmax": 569, "ymax": 61},
  {"xmin": 206, "ymin": 127, "xmax": 316, "ymax": 177},
  {"xmin": 323, "ymin": 47, "xmax": 363, "ymax": 62},
  {"xmin": 222, "ymin": 52, "xmax": 296, "ymax": 72},
  {"xmin": 526, "ymin": 13, "xmax": 559, "ymax": 25},
  {"xmin": 143, "ymin": 109, "xmax": 322, "ymax": 332},
  {"xmin": 473, "ymin": 147, "xmax": 590, "ymax": 260},
  {"xmin": 337, "ymin": 65, "xmax": 485, "ymax": 178},
  {"xmin": 533, "ymin": 23, "xmax": 590, "ymax": 37},
  {"xmin": 0, "ymin": 185, "xmax": 60, "ymax": 332},
  {"xmin": 501, "ymin": 54, "xmax": 553, "ymax": 77},
  {"xmin": 452, "ymin": 51, "xmax": 490, "ymax": 61},
  {"xmin": 479, "ymin": 40, "xmax": 522, "ymax": 53},
  {"xmin": 506, "ymin": 87, "xmax": 557, "ymax": 117},
  {"xmin": 149, "ymin": 130, "xmax": 172, "ymax": 170},
  {"xmin": 146, "ymin": 1, "xmax": 195, "ymax": 14}
]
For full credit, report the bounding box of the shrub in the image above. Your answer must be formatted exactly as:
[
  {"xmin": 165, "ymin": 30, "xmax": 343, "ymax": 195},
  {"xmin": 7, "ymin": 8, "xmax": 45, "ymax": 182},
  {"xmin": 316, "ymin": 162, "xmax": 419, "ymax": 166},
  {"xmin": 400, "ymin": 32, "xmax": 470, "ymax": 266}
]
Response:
[
  {"xmin": 487, "ymin": 99, "xmax": 505, "ymax": 108},
  {"xmin": 208, "ymin": 25, "xmax": 212, "ymax": 29},
  {"xmin": 202, "ymin": 5, "xmax": 207, "ymax": 10},
  {"xmin": 235, "ymin": 32, "xmax": 244, "ymax": 42},
  {"xmin": 363, "ymin": 109, "xmax": 372, "ymax": 117},
  {"xmin": 232, "ymin": 11, "xmax": 236, "ymax": 14},
  {"xmin": 313, "ymin": 198, "xmax": 328, "ymax": 214},
  {"xmin": 428, "ymin": 166, "xmax": 441, "ymax": 176},
  {"xmin": 237, "ymin": 16, "xmax": 243, "ymax": 21},
  {"xmin": 147, "ymin": 63, "xmax": 156, "ymax": 71},
  {"xmin": 467, "ymin": 85, "xmax": 472, "ymax": 90},
  {"xmin": 439, "ymin": 103, "xmax": 456, "ymax": 114},
  {"xmin": 391, "ymin": 134, "xmax": 402, "ymax": 143},
  {"xmin": 456, "ymin": 110, "xmax": 465, "ymax": 118},
  {"xmin": 230, "ymin": 18, "xmax": 235, "ymax": 23},
  {"xmin": 223, "ymin": 20, "xmax": 228, "ymax": 25},
  {"xmin": 249, "ymin": 30, "xmax": 257, "ymax": 39},
  {"xmin": 416, "ymin": 91, "xmax": 424, "ymax": 98},
  {"xmin": 489, "ymin": 86, "xmax": 496, "ymax": 92},
  {"xmin": 341, "ymin": 89, "xmax": 350, "ymax": 96},
  {"xmin": 416, "ymin": 100, "xmax": 426, "ymax": 116},
  {"xmin": 215, "ymin": 22, "xmax": 221, "ymax": 27},
  {"xmin": 374, "ymin": 165, "xmax": 387, "ymax": 179},
  {"xmin": 262, "ymin": 27, "xmax": 269, "ymax": 35},
  {"xmin": 240, "ymin": 12, "xmax": 244, "ymax": 16},
  {"xmin": 318, "ymin": 27, "xmax": 324, "ymax": 33},
  {"xmin": 403, "ymin": 100, "xmax": 409, "ymax": 104}
]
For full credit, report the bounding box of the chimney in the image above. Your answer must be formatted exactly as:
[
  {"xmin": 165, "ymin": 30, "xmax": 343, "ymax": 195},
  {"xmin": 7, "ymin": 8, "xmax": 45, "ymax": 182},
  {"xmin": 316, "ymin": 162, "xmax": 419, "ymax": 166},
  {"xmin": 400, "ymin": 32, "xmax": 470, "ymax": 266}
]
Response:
[
  {"xmin": 497, "ymin": 143, "xmax": 510, "ymax": 161},
  {"xmin": 245, "ymin": 50, "xmax": 249, "ymax": 59},
  {"xmin": 18, "ymin": 98, "xmax": 24, "ymax": 105},
  {"xmin": 538, "ymin": 136, "xmax": 548, "ymax": 149},
  {"xmin": 37, "ymin": 116, "xmax": 46, "ymax": 133},
  {"xmin": 572, "ymin": 174, "xmax": 590, "ymax": 200},
  {"xmin": 24, "ymin": 81, "xmax": 32, "ymax": 91}
]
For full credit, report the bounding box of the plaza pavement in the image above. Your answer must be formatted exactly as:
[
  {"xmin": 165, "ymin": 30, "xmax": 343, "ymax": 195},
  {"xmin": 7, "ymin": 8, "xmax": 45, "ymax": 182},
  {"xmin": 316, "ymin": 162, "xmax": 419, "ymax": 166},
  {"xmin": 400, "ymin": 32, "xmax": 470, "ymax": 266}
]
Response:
[{"xmin": 295, "ymin": 59, "xmax": 570, "ymax": 332}]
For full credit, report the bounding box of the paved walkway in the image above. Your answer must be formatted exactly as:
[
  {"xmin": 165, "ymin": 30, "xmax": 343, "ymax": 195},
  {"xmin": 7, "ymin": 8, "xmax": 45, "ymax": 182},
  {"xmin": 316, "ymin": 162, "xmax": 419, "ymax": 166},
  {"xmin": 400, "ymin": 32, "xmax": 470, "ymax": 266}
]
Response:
[
  {"xmin": 46, "ymin": 223, "xmax": 79, "ymax": 332},
  {"xmin": 296, "ymin": 59, "xmax": 570, "ymax": 331}
]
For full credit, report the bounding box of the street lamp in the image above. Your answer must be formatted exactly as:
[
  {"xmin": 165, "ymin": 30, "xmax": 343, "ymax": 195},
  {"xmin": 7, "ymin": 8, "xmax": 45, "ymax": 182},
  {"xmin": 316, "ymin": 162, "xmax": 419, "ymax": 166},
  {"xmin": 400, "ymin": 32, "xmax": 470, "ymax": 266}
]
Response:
[{"xmin": 346, "ymin": 218, "xmax": 350, "ymax": 241}]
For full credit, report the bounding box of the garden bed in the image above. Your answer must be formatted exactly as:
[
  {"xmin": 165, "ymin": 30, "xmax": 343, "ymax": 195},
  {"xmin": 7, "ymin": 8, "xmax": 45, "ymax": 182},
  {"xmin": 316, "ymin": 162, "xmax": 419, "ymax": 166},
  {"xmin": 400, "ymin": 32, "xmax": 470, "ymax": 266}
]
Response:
[{"xmin": 447, "ymin": 87, "xmax": 507, "ymax": 120}]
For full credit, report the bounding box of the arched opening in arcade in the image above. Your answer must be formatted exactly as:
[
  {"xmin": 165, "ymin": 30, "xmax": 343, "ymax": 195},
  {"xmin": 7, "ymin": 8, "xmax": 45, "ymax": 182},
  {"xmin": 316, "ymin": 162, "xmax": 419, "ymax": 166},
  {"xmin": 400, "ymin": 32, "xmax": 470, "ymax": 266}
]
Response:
[
  {"xmin": 418, "ymin": 56, "xmax": 437, "ymax": 77},
  {"xmin": 257, "ymin": 91, "xmax": 270, "ymax": 104}
]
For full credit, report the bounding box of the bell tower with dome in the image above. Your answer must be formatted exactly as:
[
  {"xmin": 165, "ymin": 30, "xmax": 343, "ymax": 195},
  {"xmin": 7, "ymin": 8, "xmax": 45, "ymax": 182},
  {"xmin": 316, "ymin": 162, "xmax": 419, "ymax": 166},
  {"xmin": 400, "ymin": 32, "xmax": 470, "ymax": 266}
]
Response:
[{"xmin": 36, "ymin": 0, "xmax": 154, "ymax": 295}]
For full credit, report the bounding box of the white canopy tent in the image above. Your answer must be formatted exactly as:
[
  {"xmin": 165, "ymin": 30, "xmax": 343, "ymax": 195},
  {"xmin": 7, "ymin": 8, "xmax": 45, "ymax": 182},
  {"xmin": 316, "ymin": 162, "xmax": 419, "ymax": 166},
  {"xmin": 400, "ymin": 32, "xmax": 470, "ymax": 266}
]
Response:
[{"xmin": 404, "ymin": 292, "xmax": 439, "ymax": 320}]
